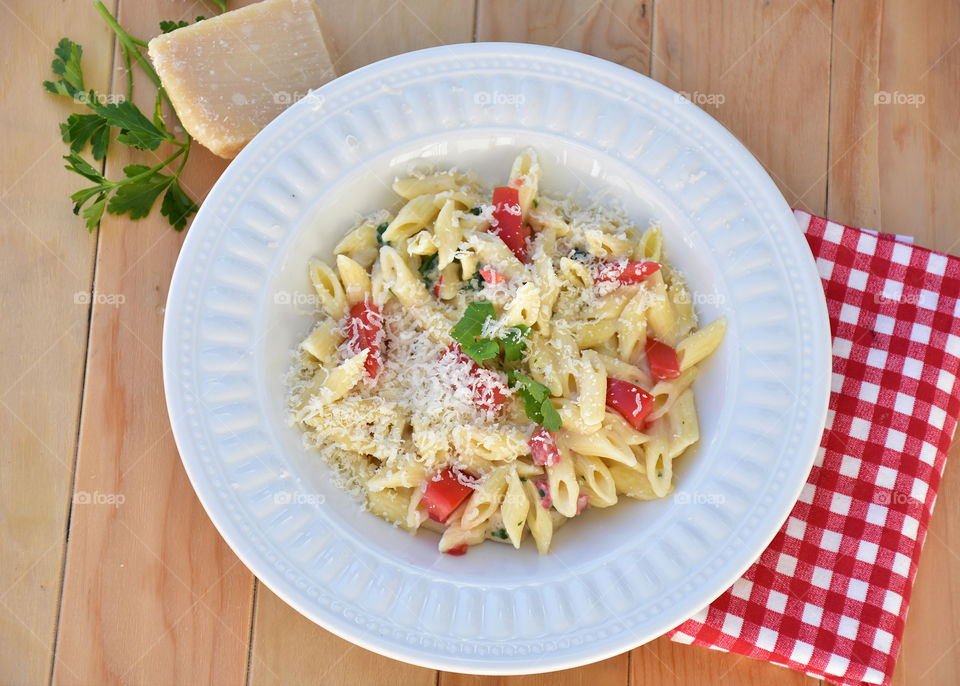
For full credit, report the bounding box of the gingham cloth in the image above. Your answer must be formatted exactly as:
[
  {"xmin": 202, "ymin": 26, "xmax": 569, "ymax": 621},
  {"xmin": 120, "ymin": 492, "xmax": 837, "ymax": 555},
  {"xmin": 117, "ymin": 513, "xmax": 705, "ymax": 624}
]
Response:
[{"xmin": 668, "ymin": 211, "xmax": 960, "ymax": 686}]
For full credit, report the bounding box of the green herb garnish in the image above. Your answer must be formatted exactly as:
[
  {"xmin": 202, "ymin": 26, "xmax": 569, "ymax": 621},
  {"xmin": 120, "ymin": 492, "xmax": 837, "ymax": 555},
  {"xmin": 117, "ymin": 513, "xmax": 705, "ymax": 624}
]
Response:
[
  {"xmin": 450, "ymin": 301, "xmax": 531, "ymax": 365},
  {"xmin": 376, "ymin": 221, "xmax": 390, "ymax": 246},
  {"xmin": 42, "ymin": 0, "xmax": 219, "ymax": 232},
  {"xmin": 468, "ymin": 206, "xmax": 482, "ymax": 215},
  {"xmin": 418, "ymin": 252, "xmax": 439, "ymax": 289},
  {"xmin": 492, "ymin": 527, "xmax": 508, "ymax": 540},
  {"xmin": 460, "ymin": 265, "xmax": 484, "ymax": 292},
  {"xmin": 570, "ymin": 247, "xmax": 590, "ymax": 262},
  {"xmin": 507, "ymin": 370, "xmax": 562, "ymax": 430},
  {"xmin": 159, "ymin": 17, "xmax": 205, "ymax": 33}
]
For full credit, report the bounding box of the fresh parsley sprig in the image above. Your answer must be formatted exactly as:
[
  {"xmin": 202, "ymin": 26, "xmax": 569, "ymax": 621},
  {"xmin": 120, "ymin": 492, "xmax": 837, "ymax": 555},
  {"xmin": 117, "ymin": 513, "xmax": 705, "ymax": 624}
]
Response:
[
  {"xmin": 43, "ymin": 2, "xmax": 218, "ymax": 232},
  {"xmin": 449, "ymin": 301, "xmax": 558, "ymax": 428},
  {"xmin": 507, "ymin": 371, "xmax": 562, "ymax": 431},
  {"xmin": 451, "ymin": 300, "xmax": 531, "ymax": 365}
]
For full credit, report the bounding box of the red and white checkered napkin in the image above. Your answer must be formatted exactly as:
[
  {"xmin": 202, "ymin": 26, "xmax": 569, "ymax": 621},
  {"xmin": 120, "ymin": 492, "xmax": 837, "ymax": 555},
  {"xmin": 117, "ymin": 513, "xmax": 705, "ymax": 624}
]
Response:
[{"xmin": 668, "ymin": 211, "xmax": 960, "ymax": 685}]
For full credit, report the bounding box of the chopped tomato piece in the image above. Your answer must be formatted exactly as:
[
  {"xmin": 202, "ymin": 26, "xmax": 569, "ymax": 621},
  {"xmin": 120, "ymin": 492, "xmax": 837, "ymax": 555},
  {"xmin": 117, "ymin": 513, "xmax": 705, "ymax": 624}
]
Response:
[
  {"xmin": 443, "ymin": 344, "xmax": 507, "ymax": 413},
  {"xmin": 605, "ymin": 377, "xmax": 655, "ymax": 431},
  {"xmin": 491, "ymin": 185, "xmax": 527, "ymax": 262},
  {"xmin": 528, "ymin": 427, "xmax": 560, "ymax": 466},
  {"xmin": 422, "ymin": 467, "xmax": 475, "ymax": 523},
  {"xmin": 445, "ymin": 543, "xmax": 468, "ymax": 556},
  {"xmin": 347, "ymin": 300, "xmax": 382, "ymax": 380},
  {"xmin": 594, "ymin": 260, "xmax": 661, "ymax": 289},
  {"xmin": 645, "ymin": 337, "xmax": 681, "ymax": 381},
  {"xmin": 433, "ymin": 275, "xmax": 443, "ymax": 298},
  {"xmin": 576, "ymin": 493, "xmax": 589, "ymax": 515},
  {"xmin": 479, "ymin": 267, "xmax": 505, "ymax": 284},
  {"xmin": 534, "ymin": 478, "xmax": 552, "ymax": 509}
]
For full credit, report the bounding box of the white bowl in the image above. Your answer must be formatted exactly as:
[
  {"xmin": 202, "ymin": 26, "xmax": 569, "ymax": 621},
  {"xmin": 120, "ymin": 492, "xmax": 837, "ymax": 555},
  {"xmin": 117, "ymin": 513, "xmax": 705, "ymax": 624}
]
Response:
[{"xmin": 163, "ymin": 43, "xmax": 832, "ymax": 674}]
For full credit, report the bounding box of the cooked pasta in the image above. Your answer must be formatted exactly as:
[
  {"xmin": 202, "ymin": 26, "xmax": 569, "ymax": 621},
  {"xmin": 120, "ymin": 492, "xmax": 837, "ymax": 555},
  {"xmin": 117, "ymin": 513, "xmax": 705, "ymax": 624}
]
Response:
[{"xmin": 287, "ymin": 148, "xmax": 726, "ymax": 554}]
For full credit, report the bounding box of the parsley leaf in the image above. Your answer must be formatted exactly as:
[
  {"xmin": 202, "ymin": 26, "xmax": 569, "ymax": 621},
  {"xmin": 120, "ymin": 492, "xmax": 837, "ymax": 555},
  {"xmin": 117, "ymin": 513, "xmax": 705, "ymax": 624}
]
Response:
[
  {"xmin": 460, "ymin": 265, "xmax": 484, "ymax": 292},
  {"xmin": 159, "ymin": 19, "xmax": 189, "ymax": 33},
  {"xmin": 418, "ymin": 252, "xmax": 439, "ymax": 289},
  {"xmin": 89, "ymin": 100, "xmax": 170, "ymax": 150},
  {"xmin": 375, "ymin": 221, "xmax": 390, "ymax": 246},
  {"xmin": 451, "ymin": 300, "xmax": 496, "ymax": 351},
  {"xmin": 507, "ymin": 370, "xmax": 562, "ymax": 430},
  {"xmin": 60, "ymin": 113, "xmax": 111, "ymax": 160},
  {"xmin": 43, "ymin": 38, "xmax": 85, "ymax": 97},
  {"xmin": 45, "ymin": 5, "xmax": 202, "ymax": 233},
  {"xmin": 462, "ymin": 338, "xmax": 499, "ymax": 364},
  {"xmin": 159, "ymin": 16, "xmax": 206, "ymax": 33},
  {"xmin": 106, "ymin": 165, "xmax": 173, "ymax": 220},
  {"xmin": 160, "ymin": 179, "xmax": 199, "ymax": 232},
  {"xmin": 467, "ymin": 206, "xmax": 482, "ymax": 215},
  {"xmin": 500, "ymin": 324, "xmax": 530, "ymax": 361}
]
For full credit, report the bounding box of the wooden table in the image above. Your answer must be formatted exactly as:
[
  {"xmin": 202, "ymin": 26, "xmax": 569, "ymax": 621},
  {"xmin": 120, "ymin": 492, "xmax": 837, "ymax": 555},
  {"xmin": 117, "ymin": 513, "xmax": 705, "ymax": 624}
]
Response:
[{"xmin": 4, "ymin": 1, "xmax": 960, "ymax": 684}]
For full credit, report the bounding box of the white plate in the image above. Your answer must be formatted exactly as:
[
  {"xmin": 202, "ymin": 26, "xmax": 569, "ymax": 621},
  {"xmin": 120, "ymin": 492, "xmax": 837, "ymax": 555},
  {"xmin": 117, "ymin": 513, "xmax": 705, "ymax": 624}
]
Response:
[{"xmin": 163, "ymin": 43, "xmax": 832, "ymax": 674}]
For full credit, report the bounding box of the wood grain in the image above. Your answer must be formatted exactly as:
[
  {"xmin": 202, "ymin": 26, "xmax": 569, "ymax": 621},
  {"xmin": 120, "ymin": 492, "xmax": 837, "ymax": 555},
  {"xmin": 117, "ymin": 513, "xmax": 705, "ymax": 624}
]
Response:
[
  {"xmin": 477, "ymin": 0, "xmax": 652, "ymax": 74},
  {"xmin": 440, "ymin": 653, "xmax": 628, "ymax": 686},
  {"xmin": 651, "ymin": 0, "xmax": 833, "ymax": 215},
  {"xmin": 4, "ymin": 0, "xmax": 960, "ymax": 684},
  {"xmin": 831, "ymin": 1, "xmax": 960, "ymax": 683},
  {"xmin": 51, "ymin": 1, "xmax": 253, "ymax": 684},
  {"xmin": 0, "ymin": 1, "xmax": 111, "ymax": 683},
  {"xmin": 244, "ymin": 2, "xmax": 472, "ymax": 683},
  {"xmin": 248, "ymin": 586, "xmax": 436, "ymax": 686}
]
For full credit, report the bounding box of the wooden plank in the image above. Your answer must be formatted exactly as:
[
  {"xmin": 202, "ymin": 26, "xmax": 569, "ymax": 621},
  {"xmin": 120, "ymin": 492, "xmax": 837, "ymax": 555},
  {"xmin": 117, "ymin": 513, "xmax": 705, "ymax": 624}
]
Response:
[
  {"xmin": 248, "ymin": 586, "xmax": 436, "ymax": 686},
  {"xmin": 245, "ymin": 2, "xmax": 471, "ymax": 684},
  {"xmin": 51, "ymin": 1, "xmax": 256, "ymax": 683},
  {"xmin": 0, "ymin": 1, "xmax": 112, "ymax": 683},
  {"xmin": 651, "ymin": 0, "xmax": 833, "ymax": 215},
  {"xmin": 440, "ymin": 653, "xmax": 628, "ymax": 686},
  {"xmin": 826, "ymin": 1, "xmax": 960, "ymax": 683},
  {"xmin": 639, "ymin": 0, "xmax": 834, "ymax": 680},
  {"xmin": 824, "ymin": 0, "xmax": 882, "ymax": 229},
  {"xmin": 477, "ymin": 0, "xmax": 652, "ymax": 74},
  {"xmin": 419, "ymin": 4, "xmax": 656, "ymax": 685},
  {"xmin": 317, "ymin": 0, "xmax": 478, "ymax": 74},
  {"xmin": 633, "ymin": 636, "xmax": 816, "ymax": 685}
]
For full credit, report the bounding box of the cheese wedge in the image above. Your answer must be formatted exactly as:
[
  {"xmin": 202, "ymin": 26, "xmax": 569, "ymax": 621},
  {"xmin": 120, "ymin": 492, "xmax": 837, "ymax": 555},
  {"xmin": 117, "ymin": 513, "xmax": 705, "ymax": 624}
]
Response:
[{"xmin": 148, "ymin": 0, "xmax": 336, "ymax": 158}]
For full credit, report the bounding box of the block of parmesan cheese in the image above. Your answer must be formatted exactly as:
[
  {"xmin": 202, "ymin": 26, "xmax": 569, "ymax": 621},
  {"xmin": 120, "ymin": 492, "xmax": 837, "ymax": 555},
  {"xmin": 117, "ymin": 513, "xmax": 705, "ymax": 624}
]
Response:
[{"xmin": 148, "ymin": 0, "xmax": 336, "ymax": 158}]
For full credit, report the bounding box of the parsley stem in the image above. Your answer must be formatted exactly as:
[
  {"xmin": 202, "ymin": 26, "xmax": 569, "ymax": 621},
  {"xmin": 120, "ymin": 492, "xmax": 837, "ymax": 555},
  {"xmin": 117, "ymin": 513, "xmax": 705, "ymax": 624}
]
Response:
[
  {"xmin": 118, "ymin": 147, "xmax": 187, "ymax": 186},
  {"xmin": 94, "ymin": 1, "xmax": 161, "ymax": 89}
]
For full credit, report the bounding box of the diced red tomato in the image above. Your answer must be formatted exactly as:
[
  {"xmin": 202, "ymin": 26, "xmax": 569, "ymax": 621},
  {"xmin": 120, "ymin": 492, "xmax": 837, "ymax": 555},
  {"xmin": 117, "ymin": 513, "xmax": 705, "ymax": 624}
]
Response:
[
  {"xmin": 645, "ymin": 337, "xmax": 681, "ymax": 381},
  {"xmin": 347, "ymin": 300, "xmax": 382, "ymax": 380},
  {"xmin": 422, "ymin": 467, "xmax": 475, "ymax": 523},
  {"xmin": 479, "ymin": 267, "xmax": 505, "ymax": 284},
  {"xmin": 534, "ymin": 478, "xmax": 552, "ymax": 509},
  {"xmin": 433, "ymin": 275, "xmax": 443, "ymax": 298},
  {"xmin": 605, "ymin": 377, "xmax": 655, "ymax": 431},
  {"xmin": 528, "ymin": 427, "xmax": 560, "ymax": 467},
  {"xmin": 443, "ymin": 344, "xmax": 507, "ymax": 413},
  {"xmin": 444, "ymin": 543, "xmax": 468, "ymax": 556},
  {"xmin": 576, "ymin": 493, "xmax": 589, "ymax": 515},
  {"xmin": 594, "ymin": 260, "xmax": 661, "ymax": 290},
  {"xmin": 491, "ymin": 186, "xmax": 527, "ymax": 262}
]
